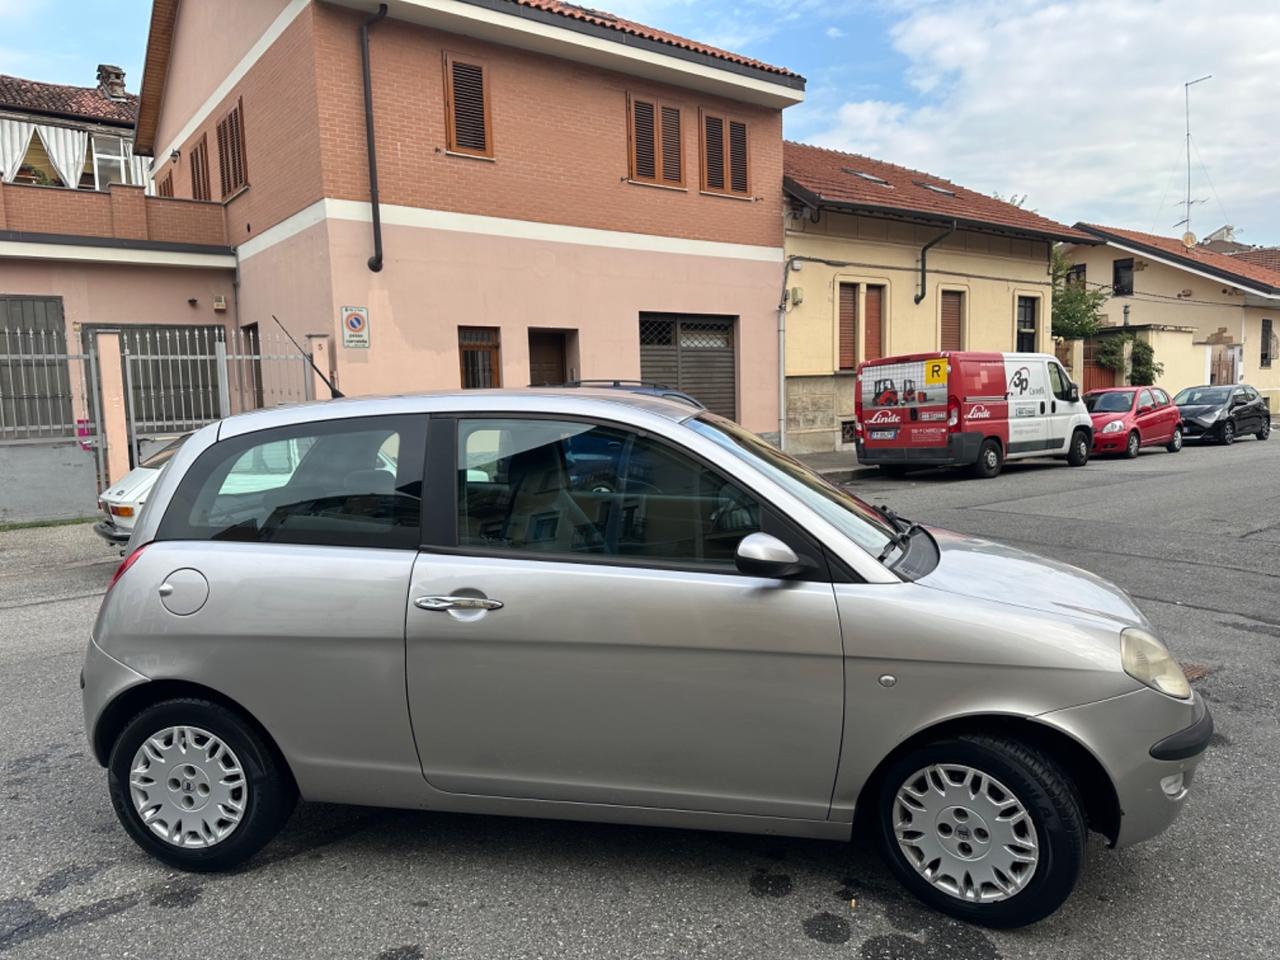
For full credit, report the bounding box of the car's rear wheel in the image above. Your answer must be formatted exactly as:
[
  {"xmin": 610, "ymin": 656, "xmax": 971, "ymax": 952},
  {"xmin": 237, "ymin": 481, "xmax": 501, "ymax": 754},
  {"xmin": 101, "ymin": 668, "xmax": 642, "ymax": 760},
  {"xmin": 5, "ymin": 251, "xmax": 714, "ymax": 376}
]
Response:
[
  {"xmin": 971, "ymin": 439, "xmax": 1002, "ymax": 479},
  {"xmin": 107, "ymin": 698, "xmax": 296, "ymax": 871},
  {"xmin": 1258, "ymin": 417, "xmax": 1271, "ymax": 441},
  {"xmin": 875, "ymin": 735, "xmax": 1086, "ymax": 928},
  {"xmin": 1066, "ymin": 430, "xmax": 1089, "ymax": 467},
  {"xmin": 1124, "ymin": 430, "xmax": 1140, "ymax": 459},
  {"xmin": 1221, "ymin": 420, "xmax": 1235, "ymax": 445},
  {"xmin": 1166, "ymin": 426, "xmax": 1183, "ymax": 453}
]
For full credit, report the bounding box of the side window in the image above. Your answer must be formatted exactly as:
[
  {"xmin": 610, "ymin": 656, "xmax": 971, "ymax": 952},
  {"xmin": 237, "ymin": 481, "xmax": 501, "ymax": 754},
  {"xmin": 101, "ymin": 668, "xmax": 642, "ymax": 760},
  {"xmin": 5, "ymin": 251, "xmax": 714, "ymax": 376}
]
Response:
[
  {"xmin": 457, "ymin": 418, "xmax": 761, "ymax": 566},
  {"xmin": 1047, "ymin": 362, "xmax": 1071, "ymax": 401},
  {"xmin": 1152, "ymin": 388, "xmax": 1169, "ymax": 405},
  {"xmin": 158, "ymin": 416, "xmax": 425, "ymax": 548},
  {"xmin": 1137, "ymin": 389, "xmax": 1153, "ymax": 409},
  {"xmin": 1245, "ymin": 387, "xmax": 1260, "ymax": 402}
]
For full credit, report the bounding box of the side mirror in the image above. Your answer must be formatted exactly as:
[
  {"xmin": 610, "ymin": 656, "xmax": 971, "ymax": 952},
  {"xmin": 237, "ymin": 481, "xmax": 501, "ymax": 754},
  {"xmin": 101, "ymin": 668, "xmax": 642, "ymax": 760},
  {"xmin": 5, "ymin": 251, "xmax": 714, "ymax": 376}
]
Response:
[
  {"xmin": 736, "ymin": 532, "xmax": 805, "ymax": 579},
  {"xmin": 1068, "ymin": 383, "xmax": 1080, "ymax": 403},
  {"xmin": 1138, "ymin": 404, "xmax": 1153, "ymax": 414}
]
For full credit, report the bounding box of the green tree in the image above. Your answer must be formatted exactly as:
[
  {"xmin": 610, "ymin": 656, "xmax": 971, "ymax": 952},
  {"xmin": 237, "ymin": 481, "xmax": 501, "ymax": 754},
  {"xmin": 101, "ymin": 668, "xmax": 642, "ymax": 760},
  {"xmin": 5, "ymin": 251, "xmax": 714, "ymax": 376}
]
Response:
[
  {"xmin": 1094, "ymin": 333, "xmax": 1165, "ymax": 385},
  {"xmin": 1050, "ymin": 246, "xmax": 1109, "ymax": 339}
]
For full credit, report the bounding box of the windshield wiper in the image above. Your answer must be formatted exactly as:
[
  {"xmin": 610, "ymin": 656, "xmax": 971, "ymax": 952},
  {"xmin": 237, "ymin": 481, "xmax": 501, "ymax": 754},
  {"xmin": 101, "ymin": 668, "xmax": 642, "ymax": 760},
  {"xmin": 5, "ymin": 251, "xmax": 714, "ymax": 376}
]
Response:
[
  {"xmin": 877, "ymin": 521, "xmax": 924, "ymax": 564},
  {"xmin": 873, "ymin": 503, "xmax": 911, "ymax": 533}
]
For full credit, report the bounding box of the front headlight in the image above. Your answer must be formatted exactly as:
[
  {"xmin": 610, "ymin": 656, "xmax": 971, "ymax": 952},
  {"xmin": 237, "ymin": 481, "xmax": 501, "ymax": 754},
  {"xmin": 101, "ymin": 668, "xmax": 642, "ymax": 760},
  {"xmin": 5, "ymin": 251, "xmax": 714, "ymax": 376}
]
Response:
[
  {"xmin": 1102, "ymin": 419, "xmax": 1125, "ymax": 433},
  {"xmin": 1121, "ymin": 627, "xmax": 1191, "ymax": 699}
]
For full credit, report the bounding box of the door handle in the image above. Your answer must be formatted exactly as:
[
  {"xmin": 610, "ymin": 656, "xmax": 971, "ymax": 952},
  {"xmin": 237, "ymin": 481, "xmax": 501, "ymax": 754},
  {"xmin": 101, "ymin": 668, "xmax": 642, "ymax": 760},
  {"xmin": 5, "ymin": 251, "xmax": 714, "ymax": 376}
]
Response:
[
  {"xmin": 1040, "ymin": 401, "xmax": 1046, "ymax": 414},
  {"xmin": 414, "ymin": 595, "xmax": 504, "ymax": 611}
]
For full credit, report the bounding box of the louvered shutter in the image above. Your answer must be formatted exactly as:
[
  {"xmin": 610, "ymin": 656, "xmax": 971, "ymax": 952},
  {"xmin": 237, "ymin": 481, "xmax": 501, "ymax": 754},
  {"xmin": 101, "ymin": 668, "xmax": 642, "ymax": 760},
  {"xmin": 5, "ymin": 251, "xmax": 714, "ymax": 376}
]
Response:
[
  {"xmin": 838, "ymin": 283, "xmax": 857, "ymax": 371},
  {"xmin": 727, "ymin": 120, "xmax": 748, "ymax": 193},
  {"xmin": 446, "ymin": 56, "xmax": 490, "ymax": 156},
  {"xmin": 630, "ymin": 98, "xmax": 656, "ymax": 180},
  {"xmin": 864, "ymin": 285, "xmax": 884, "ymax": 360},
  {"xmin": 940, "ymin": 290, "xmax": 964, "ymax": 351},
  {"xmin": 215, "ymin": 117, "xmax": 230, "ymax": 197},
  {"xmin": 228, "ymin": 103, "xmax": 246, "ymax": 191},
  {"xmin": 703, "ymin": 113, "xmax": 724, "ymax": 191},
  {"xmin": 660, "ymin": 105, "xmax": 682, "ymax": 184}
]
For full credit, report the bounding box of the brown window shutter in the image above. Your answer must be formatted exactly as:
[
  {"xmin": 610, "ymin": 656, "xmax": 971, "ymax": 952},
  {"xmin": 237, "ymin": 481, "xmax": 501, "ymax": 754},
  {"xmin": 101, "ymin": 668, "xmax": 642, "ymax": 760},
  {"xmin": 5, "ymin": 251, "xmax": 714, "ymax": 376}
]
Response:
[
  {"xmin": 727, "ymin": 120, "xmax": 748, "ymax": 193},
  {"xmin": 157, "ymin": 173, "xmax": 173, "ymax": 198},
  {"xmin": 864, "ymin": 285, "xmax": 884, "ymax": 360},
  {"xmin": 940, "ymin": 290, "xmax": 964, "ymax": 351},
  {"xmin": 229, "ymin": 102, "xmax": 246, "ymax": 191},
  {"xmin": 215, "ymin": 117, "xmax": 230, "ymax": 197},
  {"xmin": 659, "ymin": 105, "xmax": 682, "ymax": 184},
  {"xmin": 445, "ymin": 55, "xmax": 491, "ymax": 157},
  {"xmin": 630, "ymin": 97, "xmax": 656, "ymax": 180},
  {"xmin": 703, "ymin": 113, "xmax": 725, "ymax": 191},
  {"xmin": 191, "ymin": 134, "xmax": 210, "ymax": 201},
  {"xmin": 838, "ymin": 283, "xmax": 858, "ymax": 370}
]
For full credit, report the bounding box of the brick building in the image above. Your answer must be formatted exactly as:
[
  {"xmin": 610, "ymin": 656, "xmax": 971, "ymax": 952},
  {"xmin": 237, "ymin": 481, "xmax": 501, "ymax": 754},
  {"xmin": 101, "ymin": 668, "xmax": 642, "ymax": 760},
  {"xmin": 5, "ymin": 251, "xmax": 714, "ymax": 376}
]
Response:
[{"xmin": 132, "ymin": 0, "xmax": 806, "ymax": 435}]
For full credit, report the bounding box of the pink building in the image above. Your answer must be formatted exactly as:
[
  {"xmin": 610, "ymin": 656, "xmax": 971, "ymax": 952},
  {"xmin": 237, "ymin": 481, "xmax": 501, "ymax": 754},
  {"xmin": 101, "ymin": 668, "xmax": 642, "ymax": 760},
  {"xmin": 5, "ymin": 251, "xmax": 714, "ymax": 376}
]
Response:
[{"xmin": 131, "ymin": 0, "xmax": 806, "ymax": 435}]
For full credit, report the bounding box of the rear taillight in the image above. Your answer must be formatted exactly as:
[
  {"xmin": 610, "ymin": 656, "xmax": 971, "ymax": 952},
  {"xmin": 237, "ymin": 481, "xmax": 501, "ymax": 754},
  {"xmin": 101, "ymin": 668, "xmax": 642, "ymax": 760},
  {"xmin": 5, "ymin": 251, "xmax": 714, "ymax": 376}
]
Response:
[
  {"xmin": 947, "ymin": 396, "xmax": 960, "ymax": 430},
  {"xmin": 107, "ymin": 542, "xmax": 150, "ymax": 593}
]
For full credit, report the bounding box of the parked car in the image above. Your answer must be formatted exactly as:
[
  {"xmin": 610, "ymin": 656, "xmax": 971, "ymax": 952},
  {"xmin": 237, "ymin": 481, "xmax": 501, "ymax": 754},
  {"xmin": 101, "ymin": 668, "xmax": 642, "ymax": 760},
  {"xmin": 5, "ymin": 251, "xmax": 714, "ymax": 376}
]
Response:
[
  {"xmin": 1174, "ymin": 384, "xmax": 1271, "ymax": 444},
  {"xmin": 1084, "ymin": 387, "xmax": 1183, "ymax": 457},
  {"xmin": 83, "ymin": 389, "xmax": 1210, "ymax": 927},
  {"xmin": 94, "ymin": 434, "xmax": 192, "ymax": 548},
  {"xmin": 854, "ymin": 352, "xmax": 1092, "ymax": 478}
]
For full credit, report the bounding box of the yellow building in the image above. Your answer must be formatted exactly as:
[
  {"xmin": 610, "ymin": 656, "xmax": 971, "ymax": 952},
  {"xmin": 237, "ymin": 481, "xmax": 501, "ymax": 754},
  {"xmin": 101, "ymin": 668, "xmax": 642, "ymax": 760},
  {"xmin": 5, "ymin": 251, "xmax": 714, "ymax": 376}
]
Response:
[
  {"xmin": 780, "ymin": 143, "xmax": 1095, "ymax": 453},
  {"xmin": 1063, "ymin": 225, "xmax": 1280, "ymax": 411}
]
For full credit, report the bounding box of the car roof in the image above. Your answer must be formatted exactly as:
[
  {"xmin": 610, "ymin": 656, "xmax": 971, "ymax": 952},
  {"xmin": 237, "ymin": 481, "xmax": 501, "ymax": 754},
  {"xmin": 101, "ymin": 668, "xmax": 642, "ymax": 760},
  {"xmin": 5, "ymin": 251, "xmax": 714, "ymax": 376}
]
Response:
[
  {"xmin": 216, "ymin": 388, "xmax": 703, "ymax": 439},
  {"xmin": 1085, "ymin": 386, "xmax": 1138, "ymax": 393}
]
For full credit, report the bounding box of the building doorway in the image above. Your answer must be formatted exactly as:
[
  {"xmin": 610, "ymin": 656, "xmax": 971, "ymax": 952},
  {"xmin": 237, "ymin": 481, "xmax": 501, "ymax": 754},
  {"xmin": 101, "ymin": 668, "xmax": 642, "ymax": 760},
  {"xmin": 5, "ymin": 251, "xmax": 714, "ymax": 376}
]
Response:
[{"xmin": 528, "ymin": 329, "xmax": 570, "ymax": 385}]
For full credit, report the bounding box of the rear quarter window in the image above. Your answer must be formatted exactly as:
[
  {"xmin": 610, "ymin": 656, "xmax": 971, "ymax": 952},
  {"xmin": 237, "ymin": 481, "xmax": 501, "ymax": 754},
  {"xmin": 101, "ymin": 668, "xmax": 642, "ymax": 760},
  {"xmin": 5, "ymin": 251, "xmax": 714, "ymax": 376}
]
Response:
[{"xmin": 156, "ymin": 415, "xmax": 426, "ymax": 549}]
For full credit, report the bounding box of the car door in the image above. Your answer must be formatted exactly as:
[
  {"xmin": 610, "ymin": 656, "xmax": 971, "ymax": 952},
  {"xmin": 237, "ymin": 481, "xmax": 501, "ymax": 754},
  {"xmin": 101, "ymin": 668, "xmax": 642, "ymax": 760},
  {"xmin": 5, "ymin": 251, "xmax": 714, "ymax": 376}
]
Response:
[
  {"xmin": 1230, "ymin": 387, "xmax": 1254, "ymax": 432},
  {"xmin": 1242, "ymin": 387, "xmax": 1264, "ymax": 432},
  {"xmin": 1044, "ymin": 360, "xmax": 1078, "ymax": 452},
  {"xmin": 1004, "ymin": 357, "xmax": 1051, "ymax": 456},
  {"xmin": 1134, "ymin": 388, "xmax": 1162, "ymax": 443},
  {"xmin": 1150, "ymin": 388, "xmax": 1178, "ymax": 440},
  {"xmin": 145, "ymin": 414, "xmax": 429, "ymax": 802},
  {"xmin": 404, "ymin": 415, "xmax": 845, "ymax": 821}
]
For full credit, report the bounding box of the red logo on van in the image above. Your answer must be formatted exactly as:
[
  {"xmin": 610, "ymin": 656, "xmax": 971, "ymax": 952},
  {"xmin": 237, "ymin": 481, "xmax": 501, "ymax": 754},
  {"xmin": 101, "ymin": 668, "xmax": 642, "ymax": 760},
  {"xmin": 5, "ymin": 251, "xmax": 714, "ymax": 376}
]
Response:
[
  {"xmin": 867, "ymin": 409, "xmax": 900, "ymax": 425},
  {"xmin": 967, "ymin": 404, "xmax": 992, "ymax": 420}
]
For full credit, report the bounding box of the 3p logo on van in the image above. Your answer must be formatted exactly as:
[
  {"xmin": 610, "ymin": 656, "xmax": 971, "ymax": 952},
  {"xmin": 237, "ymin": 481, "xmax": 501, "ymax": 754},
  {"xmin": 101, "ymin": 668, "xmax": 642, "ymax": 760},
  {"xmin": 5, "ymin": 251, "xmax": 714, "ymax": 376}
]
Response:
[{"xmin": 1008, "ymin": 366, "xmax": 1031, "ymax": 396}]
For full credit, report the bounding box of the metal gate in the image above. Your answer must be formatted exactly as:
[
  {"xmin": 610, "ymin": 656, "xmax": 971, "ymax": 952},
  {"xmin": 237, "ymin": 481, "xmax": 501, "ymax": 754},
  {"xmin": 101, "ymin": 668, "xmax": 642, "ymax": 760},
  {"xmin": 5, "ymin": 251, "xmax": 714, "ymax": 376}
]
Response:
[
  {"xmin": 1081, "ymin": 340, "xmax": 1116, "ymax": 393},
  {"xmin": 118, "ymin": 325, "xmax": 314, "ymax": 466},
  {"xmin": 639, "ymin": 314, "xmax": 737, "ymax": 420}
]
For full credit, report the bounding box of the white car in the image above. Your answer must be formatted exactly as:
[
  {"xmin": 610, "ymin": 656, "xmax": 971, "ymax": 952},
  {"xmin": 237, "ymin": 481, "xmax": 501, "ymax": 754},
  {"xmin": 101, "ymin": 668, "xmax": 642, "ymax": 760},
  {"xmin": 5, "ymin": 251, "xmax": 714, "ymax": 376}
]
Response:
[{"xmin": 95, "ymin": 433, "xmax": 399, "ymax": 549}]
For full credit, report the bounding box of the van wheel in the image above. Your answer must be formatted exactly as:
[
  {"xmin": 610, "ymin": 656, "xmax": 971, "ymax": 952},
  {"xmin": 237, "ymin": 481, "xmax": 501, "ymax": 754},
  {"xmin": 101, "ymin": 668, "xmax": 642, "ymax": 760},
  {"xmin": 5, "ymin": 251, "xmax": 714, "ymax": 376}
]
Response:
[
  {"xmin": 1066, "ymin": 430, "xmax": 1089, "ymax": 467},
  {"xmin": 107, "ymin": 698, "xmax": 296, "ymax": 872},
  {"xmin": 1124, "ymin": 430, "xmax": 1140, "ymax": 459},
  {"xmin": 971, "ymin": 440, "xmax": 1002, "ymax": 479},
  {"xmin": 875, "ymin": 735, "xmax": 1086, "ymax": 928},
  {"xmin": 1166, "ymin": 426, "xmax": 1183, "ymax": 452}
]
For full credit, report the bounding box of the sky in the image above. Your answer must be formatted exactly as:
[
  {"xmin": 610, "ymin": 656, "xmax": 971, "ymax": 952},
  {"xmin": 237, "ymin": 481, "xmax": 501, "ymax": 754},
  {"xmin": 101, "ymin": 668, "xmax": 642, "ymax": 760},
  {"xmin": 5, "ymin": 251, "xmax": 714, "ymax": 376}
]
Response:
[{"xmin": 2, "ymin": 0, "xmax": 1277, "ymax": 245}]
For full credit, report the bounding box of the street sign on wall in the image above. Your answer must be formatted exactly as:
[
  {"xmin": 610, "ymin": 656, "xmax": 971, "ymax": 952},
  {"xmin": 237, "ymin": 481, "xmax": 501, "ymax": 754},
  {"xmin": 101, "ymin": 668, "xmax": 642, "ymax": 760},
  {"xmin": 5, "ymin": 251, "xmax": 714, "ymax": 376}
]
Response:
[{"xmin": 341, "ymin": 306, "xmax": 370, "ymax": 348}]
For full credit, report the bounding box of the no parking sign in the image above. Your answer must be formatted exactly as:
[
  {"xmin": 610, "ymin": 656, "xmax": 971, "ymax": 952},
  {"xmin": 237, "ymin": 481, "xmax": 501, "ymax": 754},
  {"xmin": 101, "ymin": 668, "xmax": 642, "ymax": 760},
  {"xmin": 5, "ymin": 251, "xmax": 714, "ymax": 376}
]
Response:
[{"xmin": 341, "ymin": 306, "xmax": 370, "ymax": 348}]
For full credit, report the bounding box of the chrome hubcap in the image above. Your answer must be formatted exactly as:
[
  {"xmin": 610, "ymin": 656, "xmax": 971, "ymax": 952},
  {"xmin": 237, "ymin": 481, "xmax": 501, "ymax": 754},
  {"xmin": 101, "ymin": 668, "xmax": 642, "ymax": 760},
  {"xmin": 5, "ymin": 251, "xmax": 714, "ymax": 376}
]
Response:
[
  {"xmin": 893, "ymin": 764, "xmax": 1039, "ymax": 903},
  {"xmin": 985, "ymin": 450, "xmax": 997, "ymax": 468},
  {"xmin": 129, "ymin": 726, "xmax": 247, "ymax": 848},
  {"xmin": 1173, "ymin": 430, "xmax": 1182, "ymax": 449}
]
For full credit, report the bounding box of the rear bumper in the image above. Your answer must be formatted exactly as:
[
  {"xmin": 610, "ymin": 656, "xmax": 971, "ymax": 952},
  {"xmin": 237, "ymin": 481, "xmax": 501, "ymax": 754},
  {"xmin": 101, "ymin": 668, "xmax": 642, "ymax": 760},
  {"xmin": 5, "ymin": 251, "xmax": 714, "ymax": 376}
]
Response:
[
  {"xmin": 93, "ymin": 519, "xmax": 130, "ymax": 545},
  {"xmin": 857, "ymin": 432, "xmax": 982, "ymax": 467}
]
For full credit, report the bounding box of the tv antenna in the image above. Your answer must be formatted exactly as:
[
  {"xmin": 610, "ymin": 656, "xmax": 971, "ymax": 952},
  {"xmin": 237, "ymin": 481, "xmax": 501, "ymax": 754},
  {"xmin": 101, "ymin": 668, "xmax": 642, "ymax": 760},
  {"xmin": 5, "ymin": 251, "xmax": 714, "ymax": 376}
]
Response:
[{"xmin": 1179, "ymin": 74, "xmax": 1212, "ymax": 246}]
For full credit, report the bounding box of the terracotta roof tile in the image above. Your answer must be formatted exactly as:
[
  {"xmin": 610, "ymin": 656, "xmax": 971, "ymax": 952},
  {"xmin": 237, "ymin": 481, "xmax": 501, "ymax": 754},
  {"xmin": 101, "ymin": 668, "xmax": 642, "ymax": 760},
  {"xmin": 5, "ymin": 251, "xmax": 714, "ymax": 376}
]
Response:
[
  {"xmin": 1230, "ymin": 247, "xmax": 1280, "ymax": 273},
  {"xmin": 509, "ymin": 1, "xmax": 800, "ymax": 78},
  {"xmin": 1077, "ymin": 224, "xmax": 1280, "ymax": 294},
  {"xmin": 0, "ymin": 74, "xmax": 137, "ymax": 125},
  {"xmin": 782, "ymin": 141, "xmax": 1091, "ymax": 242}
]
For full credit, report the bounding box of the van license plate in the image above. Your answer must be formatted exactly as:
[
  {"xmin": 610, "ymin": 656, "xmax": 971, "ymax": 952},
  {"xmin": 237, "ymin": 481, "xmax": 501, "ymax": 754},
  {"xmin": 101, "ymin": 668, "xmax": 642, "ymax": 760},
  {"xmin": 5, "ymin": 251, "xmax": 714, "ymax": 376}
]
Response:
[{"xmin": 870, "ymin": 430, "xmax": 897, "ymax": 440}]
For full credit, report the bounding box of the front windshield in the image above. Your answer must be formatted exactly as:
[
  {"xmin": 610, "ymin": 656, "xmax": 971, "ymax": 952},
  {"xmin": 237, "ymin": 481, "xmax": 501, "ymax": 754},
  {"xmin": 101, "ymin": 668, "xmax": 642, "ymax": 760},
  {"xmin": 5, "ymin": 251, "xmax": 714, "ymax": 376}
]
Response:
[
  {"xmin": 1174, "ymin": 387, "xmax": 1230, "ymax": 405},
  {"xmin": 141, "ymin": 433, "xmax": 192, "ymax": 469},
  {"xmin": 1085, "ymin": 392, "xmax": 1133, "ymax": 413},
  {"xmin": 687, "ymin": 413, "xmax": 896, "ymax": 557}
]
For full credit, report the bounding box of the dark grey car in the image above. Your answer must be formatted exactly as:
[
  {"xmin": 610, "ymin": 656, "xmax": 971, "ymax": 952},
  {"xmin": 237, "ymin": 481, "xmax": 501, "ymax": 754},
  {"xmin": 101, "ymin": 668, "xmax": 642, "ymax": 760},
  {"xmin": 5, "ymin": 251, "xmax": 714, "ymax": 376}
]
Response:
[
  {"xmin": 1175, "ymin": 383, "xmax": 1271, "ymax": 443},
  {"xmin": 83, "ymin": 390, "xmax": 1211, "ymax": 927}
]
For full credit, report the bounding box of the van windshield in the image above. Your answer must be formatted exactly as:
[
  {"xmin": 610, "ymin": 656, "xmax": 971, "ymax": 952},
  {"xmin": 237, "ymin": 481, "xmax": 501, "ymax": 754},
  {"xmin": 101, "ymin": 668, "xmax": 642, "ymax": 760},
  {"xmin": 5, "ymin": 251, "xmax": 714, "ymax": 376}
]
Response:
[
  {"xmin": 1085, "ymin": 392, "xmax": 1133, "ymax": 413},
  {"xmin": 687, "ymin": 414, "xmax": 896, "ymax": 558}
]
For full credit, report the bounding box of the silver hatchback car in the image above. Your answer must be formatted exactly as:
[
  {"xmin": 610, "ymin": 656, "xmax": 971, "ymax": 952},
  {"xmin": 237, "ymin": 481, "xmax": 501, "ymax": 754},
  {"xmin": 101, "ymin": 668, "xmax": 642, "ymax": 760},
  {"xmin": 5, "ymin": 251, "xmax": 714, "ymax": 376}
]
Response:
[{"xmin": 83, "ymin": 390, "xmax": 1210, "ymax": 927}]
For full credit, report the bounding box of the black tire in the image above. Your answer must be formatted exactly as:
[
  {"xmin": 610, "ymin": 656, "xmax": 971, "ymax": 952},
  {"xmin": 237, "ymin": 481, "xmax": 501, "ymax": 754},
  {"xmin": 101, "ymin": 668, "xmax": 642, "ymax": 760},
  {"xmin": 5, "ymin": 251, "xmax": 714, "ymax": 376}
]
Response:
[
  {"xmin": 1258, "ymin": 417, "xmax": 1271, "ymax": 441},
  {"xmin": 875, "ymin": 735, "xmax": 1086, "ymax": 928},
  {"xmin": 1220, "ymin": 419, "xmax": 1235, "ymax": 445},
  {"xmin": 1066, "ymin": 429, "xmax": 1089, "ymax": 467},
  {"xmin": 971, "ymin": 439, "xmax": 1002, "ymax": 479},
  {"xmin": 107, "ymin": 698, "xmax": 296, "ymax": 872},
  {"xmin": 1124, "ymin": 430, "xmax": 1140, "ymax": 459},
  {"xmin": 1166, "ymin": 426, "xmax": 1183, "ymax": 453}
]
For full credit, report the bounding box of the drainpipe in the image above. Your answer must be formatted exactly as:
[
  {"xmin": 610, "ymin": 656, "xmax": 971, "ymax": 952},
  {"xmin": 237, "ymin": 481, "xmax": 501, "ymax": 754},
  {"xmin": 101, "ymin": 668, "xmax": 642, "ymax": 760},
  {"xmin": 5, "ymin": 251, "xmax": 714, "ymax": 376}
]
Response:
[
  {"xmin": 913, "ymin": 220, "xmax": 957, "ymax": 304},
  {"xmin": 777, "ymin": 255, "xmax": 798, "ymax": 450},
  {"xmin": 360, "ymin": 4, "xmax": 388, "ymax": 272}
]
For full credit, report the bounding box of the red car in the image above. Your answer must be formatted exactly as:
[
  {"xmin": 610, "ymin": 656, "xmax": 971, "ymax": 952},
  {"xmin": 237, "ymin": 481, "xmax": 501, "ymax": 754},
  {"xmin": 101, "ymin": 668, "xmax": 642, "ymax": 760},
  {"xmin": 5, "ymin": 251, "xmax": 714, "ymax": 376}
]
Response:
[{"xmin": 1084, "ymin": 386, "xmax": 1183, "ymax": 457}]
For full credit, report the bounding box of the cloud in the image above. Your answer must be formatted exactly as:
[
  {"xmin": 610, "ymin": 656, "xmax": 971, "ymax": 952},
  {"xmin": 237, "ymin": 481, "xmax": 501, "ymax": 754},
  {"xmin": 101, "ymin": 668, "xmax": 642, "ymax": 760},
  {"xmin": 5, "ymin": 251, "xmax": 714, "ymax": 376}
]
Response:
[
  {"xmin": 825, "ymin": 26, "xmax": 846, "ymax": 38},
  {"xmin": 805, "ymin": 0, "xmax": 1280, "ymax": 244}
]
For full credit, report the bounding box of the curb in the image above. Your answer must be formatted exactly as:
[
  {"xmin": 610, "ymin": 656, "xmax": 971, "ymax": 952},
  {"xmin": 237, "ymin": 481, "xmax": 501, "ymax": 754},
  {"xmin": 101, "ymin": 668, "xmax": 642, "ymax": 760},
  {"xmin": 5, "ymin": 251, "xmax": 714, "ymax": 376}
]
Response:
[{"xmin": 812, "ymin": 465, "xmax": 881, "ymax": 484}]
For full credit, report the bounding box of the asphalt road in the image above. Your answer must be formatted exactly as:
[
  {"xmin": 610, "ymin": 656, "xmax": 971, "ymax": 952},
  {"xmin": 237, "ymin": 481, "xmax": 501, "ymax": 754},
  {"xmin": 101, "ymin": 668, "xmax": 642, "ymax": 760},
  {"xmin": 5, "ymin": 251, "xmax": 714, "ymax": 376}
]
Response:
[{"xmin": 1, "ymin": 435, "xmax": 1278, "ymax": 960}]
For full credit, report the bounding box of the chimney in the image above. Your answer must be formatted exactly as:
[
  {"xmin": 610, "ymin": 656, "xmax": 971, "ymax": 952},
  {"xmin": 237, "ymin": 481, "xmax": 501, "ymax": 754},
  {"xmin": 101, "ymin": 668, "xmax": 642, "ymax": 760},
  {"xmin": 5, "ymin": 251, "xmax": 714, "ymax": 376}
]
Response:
[{"xmin": 96, "ymin": 64, "xmax": 127, "ymax": 101}]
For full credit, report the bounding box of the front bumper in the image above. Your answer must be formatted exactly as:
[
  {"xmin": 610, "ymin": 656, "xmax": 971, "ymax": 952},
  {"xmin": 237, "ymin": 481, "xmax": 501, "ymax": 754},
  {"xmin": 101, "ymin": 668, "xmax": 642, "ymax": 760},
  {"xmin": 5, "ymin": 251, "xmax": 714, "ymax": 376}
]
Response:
[
  {"xmin": 93, "ymin": 519, "xmax": 130, "ymax": 545},
  {"xmin": 1038, "ymin": 688, "xmax": 1211, "ymax": 848},
  {"xmin": 1092, "ymin": 430, "xmax": 1129, "ymax": 453},
  {"xmin": 1180, "ymin": 418, "xmax": 1218, "ymax": 439},
  {"xmin": 857, "ymin": 431, "xmax": 983, "ymax": 467}
]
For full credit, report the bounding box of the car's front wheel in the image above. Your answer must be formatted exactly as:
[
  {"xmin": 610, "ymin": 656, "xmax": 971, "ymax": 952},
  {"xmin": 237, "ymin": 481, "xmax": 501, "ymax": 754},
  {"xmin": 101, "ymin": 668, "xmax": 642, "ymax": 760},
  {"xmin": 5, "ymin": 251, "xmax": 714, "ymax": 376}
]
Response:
[
  {"xmin": 1258, "ymin": 417, "xmax": 1271, "ymax": 441},
  {"xmin": 1124, "ymin": 430, "xmax": 1140, "ymax": 459},
  {"xmin": 1166, "ymin": 426, "xmax": 1183, "ymax": 453},
  {"xmin": 876, "ymin": 735, "xmax": 1086, "ymax": 928},
  {"xmin": 1220, "ymin": 420, "xmax": 1235, "ymax": 445},
  {"xmin": 107, "ymin": 698, "xmax": 296, "ymax": 871}
]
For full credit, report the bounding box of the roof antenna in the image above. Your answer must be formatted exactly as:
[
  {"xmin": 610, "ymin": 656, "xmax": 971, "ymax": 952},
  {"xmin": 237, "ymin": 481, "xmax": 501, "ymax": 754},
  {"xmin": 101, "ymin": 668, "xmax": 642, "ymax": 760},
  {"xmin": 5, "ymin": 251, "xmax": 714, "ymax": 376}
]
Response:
[
  {"xmin": 1180, "ymin": 74, "xmax": 1212, "ymax": 247},
  {"xmin": 272, "ymin": 314, "xmax": 344, "ymax": 399}
]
